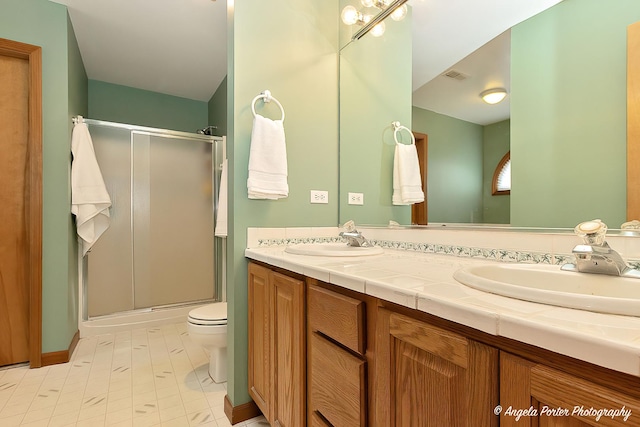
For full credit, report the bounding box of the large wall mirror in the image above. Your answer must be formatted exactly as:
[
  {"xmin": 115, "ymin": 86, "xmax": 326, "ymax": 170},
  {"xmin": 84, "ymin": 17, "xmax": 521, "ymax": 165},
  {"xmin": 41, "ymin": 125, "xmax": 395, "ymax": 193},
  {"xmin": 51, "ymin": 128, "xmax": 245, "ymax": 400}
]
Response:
[{"xmin": 339, "ymin": 0, "xmax": 640, "ymax": 230}]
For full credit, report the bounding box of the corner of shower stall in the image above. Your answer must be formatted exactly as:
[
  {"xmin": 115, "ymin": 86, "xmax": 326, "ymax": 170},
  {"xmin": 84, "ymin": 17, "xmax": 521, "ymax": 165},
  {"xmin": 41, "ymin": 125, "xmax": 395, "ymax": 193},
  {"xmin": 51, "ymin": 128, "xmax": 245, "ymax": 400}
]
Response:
[{"xmin": 77, "ymin": 119, "xmax": 226, "ymax": 337}]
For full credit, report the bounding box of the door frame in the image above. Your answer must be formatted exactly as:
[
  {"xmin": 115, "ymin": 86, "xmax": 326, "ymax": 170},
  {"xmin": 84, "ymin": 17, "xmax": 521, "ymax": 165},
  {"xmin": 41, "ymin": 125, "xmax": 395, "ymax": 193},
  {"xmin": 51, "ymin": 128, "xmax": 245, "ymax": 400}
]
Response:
[
  {"xmin": 0, "ymin": 38, "xmax": 43, "ymax": 368},
  {"xmin": 628, "ymin": 21, "xmax": 640, "ymax": 221}
]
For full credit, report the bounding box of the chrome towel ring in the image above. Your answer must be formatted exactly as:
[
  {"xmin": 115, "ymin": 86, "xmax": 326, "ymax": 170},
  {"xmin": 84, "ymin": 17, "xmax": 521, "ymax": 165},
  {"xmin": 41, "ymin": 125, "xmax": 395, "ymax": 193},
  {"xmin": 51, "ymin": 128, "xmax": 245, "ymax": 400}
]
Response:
[
  {"xmin": 251, "ymin": 90, "xmax": 285, "ymax": 121},
  {"xmin": 392, "ymin": 121, "xmax": 415, "ymax": 145}
]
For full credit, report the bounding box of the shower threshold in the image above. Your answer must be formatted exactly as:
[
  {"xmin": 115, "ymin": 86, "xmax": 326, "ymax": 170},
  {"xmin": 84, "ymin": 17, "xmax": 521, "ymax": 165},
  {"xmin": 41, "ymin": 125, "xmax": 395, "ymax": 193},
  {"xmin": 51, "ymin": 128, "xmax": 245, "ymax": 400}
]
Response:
[{"xmin": 80, "ymin": 299, "xmax": 216, "ymax": 337}]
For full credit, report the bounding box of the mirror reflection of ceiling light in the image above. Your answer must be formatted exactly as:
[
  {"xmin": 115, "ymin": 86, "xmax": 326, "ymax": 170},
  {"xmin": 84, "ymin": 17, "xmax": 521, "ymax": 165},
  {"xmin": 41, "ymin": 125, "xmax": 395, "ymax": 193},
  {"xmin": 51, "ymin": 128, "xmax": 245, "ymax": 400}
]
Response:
[
  {"xmin": 341, "ymin": 0, "xmax": 409, "ymax": 39},
  {"xmin": 480, "ymin": 88, "xmax": 508, "ymax": 104},
  {"xmin": 341, "ymin": 5, "xmax": 361, "ymax": 25},
  {"xmin": 370, "ymin": 21, "xmax": 386, "ymax": 37},
  {"xmin": 390, "ymin": 4, "xmax": 408, "ymax": 21}
]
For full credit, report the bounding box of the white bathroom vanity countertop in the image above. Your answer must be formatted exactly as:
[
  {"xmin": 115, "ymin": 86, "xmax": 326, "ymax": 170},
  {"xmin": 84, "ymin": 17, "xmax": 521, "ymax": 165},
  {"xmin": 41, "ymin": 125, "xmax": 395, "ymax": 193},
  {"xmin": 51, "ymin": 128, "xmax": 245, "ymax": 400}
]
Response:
[{"xmin": 245, "ymin": 246, "xmax": 640, "ymax": 378}]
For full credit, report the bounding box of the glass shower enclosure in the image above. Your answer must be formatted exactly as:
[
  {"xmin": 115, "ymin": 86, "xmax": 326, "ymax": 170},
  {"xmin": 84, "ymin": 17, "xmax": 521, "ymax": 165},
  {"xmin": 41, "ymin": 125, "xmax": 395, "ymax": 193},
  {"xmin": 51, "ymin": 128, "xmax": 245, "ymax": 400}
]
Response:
[{"xmin": 82, "ymin": 120, "xmax": 223, "ymax": 319}]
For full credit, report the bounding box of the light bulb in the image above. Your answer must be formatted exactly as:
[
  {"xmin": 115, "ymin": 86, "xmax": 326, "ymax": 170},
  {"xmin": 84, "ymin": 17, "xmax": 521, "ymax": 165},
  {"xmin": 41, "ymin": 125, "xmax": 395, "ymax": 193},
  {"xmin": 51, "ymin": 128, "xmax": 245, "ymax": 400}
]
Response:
[
  {"xmin": 362, "ymin": 14, "xmax": 373, "ymax": 24},
  {"xmin": 341, "ymin": 5, "xmax": 359, "ymax": 25},
  {"xmin": 390, "ymin": 4, "xmax": 408, "ymax": 21},
  {"xmin": 370, "ymin": 21, "xmax": 385, "ymax": 37},
  {"xmin": 361, "ymin": 0, "xmax": 375, "ymax": 7}
]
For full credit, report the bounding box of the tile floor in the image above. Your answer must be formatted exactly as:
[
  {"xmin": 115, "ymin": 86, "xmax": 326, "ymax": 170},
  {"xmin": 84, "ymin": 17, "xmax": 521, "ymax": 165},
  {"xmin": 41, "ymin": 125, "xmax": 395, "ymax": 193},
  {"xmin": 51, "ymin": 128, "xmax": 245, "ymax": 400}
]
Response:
[{"xmin": 0, "ymin": 323, "xmax": 268, "ymax": 427}]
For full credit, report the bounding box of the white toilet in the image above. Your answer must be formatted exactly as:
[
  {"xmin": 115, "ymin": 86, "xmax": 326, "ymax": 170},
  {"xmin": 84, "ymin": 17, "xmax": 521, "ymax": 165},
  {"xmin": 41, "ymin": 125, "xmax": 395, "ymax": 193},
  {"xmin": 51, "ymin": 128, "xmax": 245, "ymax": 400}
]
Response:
[{"xmin": 187, "ymin": 302, "xmax": 228, "ymax": 383}]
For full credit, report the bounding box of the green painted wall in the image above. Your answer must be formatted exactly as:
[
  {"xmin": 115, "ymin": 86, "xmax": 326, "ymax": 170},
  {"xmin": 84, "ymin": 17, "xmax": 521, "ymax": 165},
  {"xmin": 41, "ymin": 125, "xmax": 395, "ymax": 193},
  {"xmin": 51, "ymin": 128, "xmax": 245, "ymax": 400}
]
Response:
[
  {"xmin": 226, "ymin": 0, "xmax": 340, "ymax": 405},
  {"xmin": 88, "ymin": 80, "xmax": 208, "ymax": 133},
  {"xmin": 412, "ymin": 107, "xmax": 484, "ymax": 223},
  {"xmin": 208, "ymin": 76, "xmax": 227, "ymax": 137},
  {"xmin": 339, "ymin": 5, "xmax": 413, "ymax": 226},
  {"xmin": 511, "ymin": 0, "xmax": 640, "ymax": 228},
  {"xmin": 66, "ymin": 10, "xmax": 88, "ymax": 344},
  {"xmin": 483, "ymin": 120, "xmax": 510, "ymax": 224},
  {"xmin": 67, "ymin": 15, "xmax": 88, "ymax": 126},
  {"xmin": 1, "ymin": 0, "xmax": 84, "ymax": 353}
]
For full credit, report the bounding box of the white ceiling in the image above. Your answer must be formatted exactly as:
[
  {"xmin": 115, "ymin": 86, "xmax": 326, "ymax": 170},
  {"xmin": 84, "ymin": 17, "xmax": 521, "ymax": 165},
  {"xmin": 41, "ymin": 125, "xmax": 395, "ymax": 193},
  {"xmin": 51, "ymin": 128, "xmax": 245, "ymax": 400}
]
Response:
[
  {"xmin": 410, "ymin": 0, "xmax": 563, "ymax": 125},
  {"xmin": 413, "ymin": 30, "xmax": 512, "ymax": 126},
  {"xmin": 50, "ymin": 0, "xmax": 227, "ymax": 102},
  {"xmin": 49, "ymin": 0, "xmax": 561, "ymax": 120}
]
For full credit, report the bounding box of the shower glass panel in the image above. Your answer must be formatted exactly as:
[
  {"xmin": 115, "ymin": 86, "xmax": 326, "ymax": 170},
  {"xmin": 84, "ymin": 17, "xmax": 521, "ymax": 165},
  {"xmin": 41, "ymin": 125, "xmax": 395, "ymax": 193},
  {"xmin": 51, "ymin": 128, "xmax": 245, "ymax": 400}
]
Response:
[
  {"xmin": 132, "ymin": 132, "xmax": 214, "ymax": 308},
  {"xmin": 86, "ymin": 123, "xmax": 217, "ymax": 318},
  {"xmin": 86, "ymin": 125, "xmax": 134, "ymax": 317}
]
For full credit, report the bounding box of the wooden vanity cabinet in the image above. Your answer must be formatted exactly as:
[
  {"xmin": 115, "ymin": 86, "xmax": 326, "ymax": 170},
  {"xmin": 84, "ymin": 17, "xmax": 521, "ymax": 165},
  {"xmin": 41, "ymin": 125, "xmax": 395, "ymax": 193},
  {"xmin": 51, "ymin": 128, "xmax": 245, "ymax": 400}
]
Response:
[
  {"xmin": 248, "ymin": 262, "xmax": 640, "ymax": 427},
  {"xmin": 248, "ymin": 262, "xmax": 306, "ymax": 427},
  {"xmin": 375, "ymin": 308, "xmax": 500, "ymax": 426},
  {"xmin": 500, "ymin": 352, "xmax": 640, "ymax": 427}
]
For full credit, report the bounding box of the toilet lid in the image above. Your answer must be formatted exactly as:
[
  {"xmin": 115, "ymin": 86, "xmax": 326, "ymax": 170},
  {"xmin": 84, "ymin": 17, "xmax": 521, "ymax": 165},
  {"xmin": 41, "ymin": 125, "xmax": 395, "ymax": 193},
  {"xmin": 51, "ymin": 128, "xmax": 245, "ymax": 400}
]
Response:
[{"xmin": 188, "ymin": 302, "xmax": 227, "ymax": 326}]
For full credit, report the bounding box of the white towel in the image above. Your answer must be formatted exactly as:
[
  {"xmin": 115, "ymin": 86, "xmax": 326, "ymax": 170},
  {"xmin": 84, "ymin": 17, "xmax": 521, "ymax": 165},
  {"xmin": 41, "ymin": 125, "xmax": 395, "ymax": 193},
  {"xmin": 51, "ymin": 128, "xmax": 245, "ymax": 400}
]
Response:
[
  {"xmin": 247, "ymin": 114, "xmax": 288, "ymax": 199},
  {"xmin": 215, "ymin": 159, "xmax": 228, "ymax": 237},
  {"xmin": 392, "ymin": 143, "xmax": 425, "ymax": 205},
  {"xmin": 70, "ymin": 118, "xmax": 112, "ymax": 256}
]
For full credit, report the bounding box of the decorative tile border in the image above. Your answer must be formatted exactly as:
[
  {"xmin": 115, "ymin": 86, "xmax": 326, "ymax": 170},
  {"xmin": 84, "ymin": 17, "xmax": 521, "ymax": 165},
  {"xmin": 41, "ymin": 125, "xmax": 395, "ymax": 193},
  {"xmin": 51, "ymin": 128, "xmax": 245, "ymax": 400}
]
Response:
[
  {"xmin": 629, "ymin": 260, "xmax": 640, "ymax": 270},
  {"xmin": 370, "ymin": 239, "xmax": 565, "ymax": 265},
  {"xmin": 257, "ymin": 236, "xmax": 343, "ymax": 247},
  {"xmin": 257, "ymin": 236, "xmax": 640, "ymax": 267},
  {"xmin": 257, "ymin": 236, "xmax": 567, "ymax": 265}
]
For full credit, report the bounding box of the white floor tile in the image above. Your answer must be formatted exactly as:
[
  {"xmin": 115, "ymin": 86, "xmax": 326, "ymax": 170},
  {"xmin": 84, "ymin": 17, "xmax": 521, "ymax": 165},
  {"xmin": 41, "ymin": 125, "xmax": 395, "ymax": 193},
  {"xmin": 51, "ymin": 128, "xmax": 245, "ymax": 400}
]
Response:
[{"xmin": 0, "ymin": 322, "xmax": 253, "ymax": 427}]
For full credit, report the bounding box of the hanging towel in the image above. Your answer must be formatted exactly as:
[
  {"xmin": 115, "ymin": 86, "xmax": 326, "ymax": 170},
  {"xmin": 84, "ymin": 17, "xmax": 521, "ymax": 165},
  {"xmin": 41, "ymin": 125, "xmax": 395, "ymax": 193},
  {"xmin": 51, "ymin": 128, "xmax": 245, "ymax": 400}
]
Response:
[
  {"xmin": 247, "ymin": 114, "xmax": 289, "ymax": 199},
  {"xmin": 215, "ymin": 159, "xmax": 228, "ymax": 237},
  {"xmin": 392, "ymin": 142, "xmax": 425, "ymax": 205},
  {"xmin": 71, "ymin": 117, "xmax": 112, "ymax": 256}
]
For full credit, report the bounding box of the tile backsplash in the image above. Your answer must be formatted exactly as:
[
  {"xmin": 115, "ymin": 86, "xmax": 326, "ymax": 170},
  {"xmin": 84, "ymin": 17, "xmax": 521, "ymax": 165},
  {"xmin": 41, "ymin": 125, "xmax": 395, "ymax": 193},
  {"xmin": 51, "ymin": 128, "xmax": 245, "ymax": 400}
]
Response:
[{"xmin": 247, "ymin": 226, "xmax": 640, "ymax": 267}]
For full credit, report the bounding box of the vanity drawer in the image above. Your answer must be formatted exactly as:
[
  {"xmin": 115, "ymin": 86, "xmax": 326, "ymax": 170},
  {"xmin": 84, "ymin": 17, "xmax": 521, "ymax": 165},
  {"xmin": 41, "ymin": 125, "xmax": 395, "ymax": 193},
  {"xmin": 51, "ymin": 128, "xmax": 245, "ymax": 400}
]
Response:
[
  {"xmin": 310, "ymin": 413, "xmax": 332, "ymax": 427},
  {"xmin": 308, "ymin": 284, "xmax": 365, "ymax": 354},
  {"xmin": 309, "ymin": 332, "xmax": 366, "ymax": 427}
]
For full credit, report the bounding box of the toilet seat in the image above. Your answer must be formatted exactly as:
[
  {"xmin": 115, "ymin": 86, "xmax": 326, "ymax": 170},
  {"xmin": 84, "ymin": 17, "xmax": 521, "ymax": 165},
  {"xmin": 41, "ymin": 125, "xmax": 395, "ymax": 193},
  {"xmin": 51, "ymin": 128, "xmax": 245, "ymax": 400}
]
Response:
[{"xmin": 188, "ymin": 302, "xmax": 227, "ymax": 326}]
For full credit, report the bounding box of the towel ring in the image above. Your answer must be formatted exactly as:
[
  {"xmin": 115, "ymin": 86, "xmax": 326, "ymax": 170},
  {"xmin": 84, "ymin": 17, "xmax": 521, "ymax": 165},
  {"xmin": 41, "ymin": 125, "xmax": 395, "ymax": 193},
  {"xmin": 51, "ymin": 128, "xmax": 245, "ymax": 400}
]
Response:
[
  {"xmin": 251, "ymin": 90, "xmax": 285, "ymax": 121},
  {"xmin": 392, "ymin": 121, "xmax": 415, "ymax": 145}
]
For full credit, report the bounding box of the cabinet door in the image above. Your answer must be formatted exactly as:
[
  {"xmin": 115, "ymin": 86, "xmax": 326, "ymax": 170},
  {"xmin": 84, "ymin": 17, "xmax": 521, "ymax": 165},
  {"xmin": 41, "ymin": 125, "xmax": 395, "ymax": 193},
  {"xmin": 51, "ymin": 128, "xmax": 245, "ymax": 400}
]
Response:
[
  {"xmin": 501, "ymin": 352, "xmax": 640, "ymax": 427},
  {"xmin": 271, "ymin": 271, "xmax": 306, "ymax": 427},
  {"xmin": 248, "ymin": 263, "xmax": 272, "ymax": 419},
  {"xmin": 375, "ymin": 309, "xmax": 499, "ymax": 427}
]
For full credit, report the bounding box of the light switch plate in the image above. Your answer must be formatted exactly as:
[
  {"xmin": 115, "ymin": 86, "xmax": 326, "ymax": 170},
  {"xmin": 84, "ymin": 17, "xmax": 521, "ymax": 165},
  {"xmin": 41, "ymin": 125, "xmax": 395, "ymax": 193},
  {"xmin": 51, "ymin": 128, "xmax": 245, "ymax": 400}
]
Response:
[
  {"xmin": 310, "ymin": 190, "xmax": 329, "ymax": 204},
  {"xmin": 348, "ymin": 192, "xmax": 364, "ymax": 205}
]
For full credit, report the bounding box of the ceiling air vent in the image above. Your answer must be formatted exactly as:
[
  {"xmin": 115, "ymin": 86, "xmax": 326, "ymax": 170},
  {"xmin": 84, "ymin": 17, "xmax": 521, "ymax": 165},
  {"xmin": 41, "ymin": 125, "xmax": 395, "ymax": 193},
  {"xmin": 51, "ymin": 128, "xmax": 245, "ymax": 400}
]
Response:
[{"xmin": 442, "ymin": 69, "xmax": 469, "ymax": 81}]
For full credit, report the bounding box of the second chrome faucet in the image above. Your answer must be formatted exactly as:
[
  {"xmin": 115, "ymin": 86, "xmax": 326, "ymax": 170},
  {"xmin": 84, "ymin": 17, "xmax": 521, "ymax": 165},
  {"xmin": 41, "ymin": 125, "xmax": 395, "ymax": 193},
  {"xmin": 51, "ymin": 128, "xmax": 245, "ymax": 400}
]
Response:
[
  {"xmin": 339, "ymin": 220, "xmax": 373, "ymax": 248},
  {"xmin": 561, "ymin": 219, "xmax": 640, "ymax": 278}
]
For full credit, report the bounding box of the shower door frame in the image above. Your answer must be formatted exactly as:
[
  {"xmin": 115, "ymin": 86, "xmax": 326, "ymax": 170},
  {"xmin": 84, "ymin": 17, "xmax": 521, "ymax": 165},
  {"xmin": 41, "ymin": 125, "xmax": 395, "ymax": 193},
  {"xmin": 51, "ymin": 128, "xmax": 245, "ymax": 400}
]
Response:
[{"xmin": 78, "ymin": 119, "xmax": 224, "ymax": 322}]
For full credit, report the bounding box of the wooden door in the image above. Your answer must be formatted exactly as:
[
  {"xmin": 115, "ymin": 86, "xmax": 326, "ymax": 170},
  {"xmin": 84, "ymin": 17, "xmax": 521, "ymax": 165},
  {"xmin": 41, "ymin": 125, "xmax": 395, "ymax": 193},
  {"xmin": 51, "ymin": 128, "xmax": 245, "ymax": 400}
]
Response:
[
  {"xmin": 375, "ymin": 309, "xmax": 498, "ymax": 426},
  {"xmin": 248, "ymin": 262, "xmax": 272, "ymax": 419},
  {"xmin": 271, "ymin": 270, "xmax": 305, "ymax": 427},
  {"xmin": 628, "ymin": 21, "xmax": 640, "ymax": 220},
  {"xmin": 501, "ymin": 352, "xmax": 640, "ymax": 427},
  {"xmin": 412, "ymin": 132, "xmax": 428, "ymax": 225},
  {"xmin": 0, "ymin": 38, "xmax": 42, "ymax": 368}
]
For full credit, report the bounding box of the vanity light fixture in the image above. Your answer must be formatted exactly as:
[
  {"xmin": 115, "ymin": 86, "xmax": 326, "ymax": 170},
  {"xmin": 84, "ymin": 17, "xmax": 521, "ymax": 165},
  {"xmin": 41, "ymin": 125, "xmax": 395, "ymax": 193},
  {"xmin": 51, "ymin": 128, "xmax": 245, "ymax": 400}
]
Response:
[
  {"xmin": 341, "ymin": 0, "xmax": 409, "ymax": 40},
  {"xmin": 480, "ymin": 88, "xmax": 508, "ymax": 104}
]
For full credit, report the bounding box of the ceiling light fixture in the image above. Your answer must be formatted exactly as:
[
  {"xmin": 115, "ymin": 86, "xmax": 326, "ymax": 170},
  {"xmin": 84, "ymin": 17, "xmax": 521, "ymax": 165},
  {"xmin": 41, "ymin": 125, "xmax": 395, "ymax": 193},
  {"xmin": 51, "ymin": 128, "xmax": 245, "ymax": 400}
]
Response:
[
  {"xmin": 480, "ymin": 88, "xmax": 508, "ymax": 104},
  {"xmin": 341, "ymin": 0, "xmax": 409, "ymax": 40}
]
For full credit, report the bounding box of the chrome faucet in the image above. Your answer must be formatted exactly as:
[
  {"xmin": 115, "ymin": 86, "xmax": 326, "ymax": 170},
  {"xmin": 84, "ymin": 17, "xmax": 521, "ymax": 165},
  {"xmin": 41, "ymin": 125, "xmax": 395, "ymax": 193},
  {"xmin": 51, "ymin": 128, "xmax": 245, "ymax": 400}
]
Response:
[
  {"xmin": 339, "ymin": 220, "xmax": 372, "ymax": 248},
  {"xmin": 561, "ymin": 219, "xmax": 640, "ymax": 277},
  {"xmin": 562, "ymin": 242, "xmax": 630, "ymax": 276}
]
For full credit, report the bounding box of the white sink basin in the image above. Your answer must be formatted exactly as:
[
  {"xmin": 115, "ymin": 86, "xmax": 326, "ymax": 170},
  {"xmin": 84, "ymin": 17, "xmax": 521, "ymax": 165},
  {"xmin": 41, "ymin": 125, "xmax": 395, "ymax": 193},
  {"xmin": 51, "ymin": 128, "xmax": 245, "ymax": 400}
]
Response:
[
  {"xmin": 453, "ymin": 263, "xmax": 640, "ymax": 316},
  {"xmin": 284, "ymin": 242, "xmax": 383, "ymax": 257}
]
